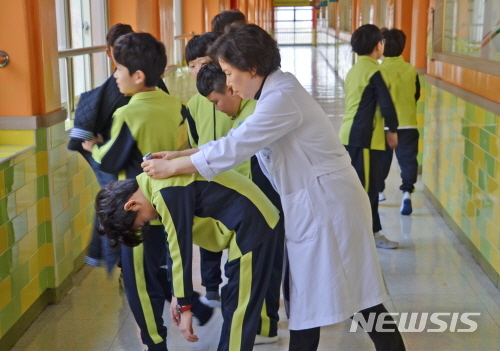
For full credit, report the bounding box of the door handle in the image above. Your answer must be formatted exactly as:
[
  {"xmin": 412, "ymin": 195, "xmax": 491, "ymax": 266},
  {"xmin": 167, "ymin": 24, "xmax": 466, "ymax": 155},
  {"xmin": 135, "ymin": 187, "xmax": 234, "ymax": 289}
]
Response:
[{"xmin": 0, "ymin": 51, "xmax": 10, "ymax": 68}]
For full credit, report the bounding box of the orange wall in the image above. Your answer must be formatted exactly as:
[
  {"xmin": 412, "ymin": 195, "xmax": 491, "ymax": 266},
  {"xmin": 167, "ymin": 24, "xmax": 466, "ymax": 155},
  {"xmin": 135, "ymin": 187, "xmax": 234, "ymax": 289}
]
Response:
[
  {"xmin": 410, "ymin": 0, "xmax": 429, "ymax": 69},
  {"xmin": 394, "ymin": 0, "xmax": 413, "ymax": 61},
  {"xmin": 182, "ymin": 0, "xmax": 206, "ymax": 34},
  {"xmin": 108, "ymin": 0, "xmax": 161, "ymax": 38},
  {"xmin": 0, "ymin": 0, "xmax": 60, "ymax": 117}
]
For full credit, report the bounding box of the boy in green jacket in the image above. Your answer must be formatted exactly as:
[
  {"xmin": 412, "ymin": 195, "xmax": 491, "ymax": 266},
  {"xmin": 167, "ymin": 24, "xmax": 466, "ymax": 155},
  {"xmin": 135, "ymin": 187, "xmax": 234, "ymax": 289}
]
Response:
[{"xmin": 378, "ymin": 28, "xmax": 421, "ymax": 215}]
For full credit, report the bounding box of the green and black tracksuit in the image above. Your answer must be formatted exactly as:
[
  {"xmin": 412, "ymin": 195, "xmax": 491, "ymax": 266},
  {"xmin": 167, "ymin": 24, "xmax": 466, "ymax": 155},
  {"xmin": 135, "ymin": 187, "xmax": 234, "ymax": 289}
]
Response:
[
  {"xmin": 339, "ymin": 56, "xmax": 398, "ymax": 233},
  {"xmin": 187, "ymin": 95, "xmax": 284, "ymax": 338},
  {"xmin": 137, "ymin": 171, "xmax": 279, "ymax": 351},
  {"xmin": 378, "ymin": 56, "xmax": 421, "ymax": 193},
  {"xmin": 92, "ymin": 89, "xmax": 187, "ymax": 351}
]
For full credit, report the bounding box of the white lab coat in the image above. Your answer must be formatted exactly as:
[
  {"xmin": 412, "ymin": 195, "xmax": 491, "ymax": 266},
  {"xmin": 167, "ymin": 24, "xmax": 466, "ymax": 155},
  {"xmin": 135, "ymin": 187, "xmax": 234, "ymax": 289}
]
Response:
[{"xmin": 191, "ymin": 69, "xmax": 386, "ymax": 330}]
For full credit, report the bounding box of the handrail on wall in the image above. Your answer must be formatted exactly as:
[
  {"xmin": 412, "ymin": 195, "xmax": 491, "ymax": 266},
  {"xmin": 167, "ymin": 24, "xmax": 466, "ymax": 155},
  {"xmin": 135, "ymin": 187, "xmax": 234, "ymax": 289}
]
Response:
[{"xmin": 58, "ymin": 45, "xmax": 107, "ymax": 58}]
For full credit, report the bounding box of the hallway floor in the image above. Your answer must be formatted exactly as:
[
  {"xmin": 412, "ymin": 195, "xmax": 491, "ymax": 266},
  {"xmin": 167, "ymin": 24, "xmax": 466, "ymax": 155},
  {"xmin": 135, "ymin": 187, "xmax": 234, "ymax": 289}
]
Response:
[{"xmin": 11, "ymin": 46, "xmax": 500, "ymax": 351}]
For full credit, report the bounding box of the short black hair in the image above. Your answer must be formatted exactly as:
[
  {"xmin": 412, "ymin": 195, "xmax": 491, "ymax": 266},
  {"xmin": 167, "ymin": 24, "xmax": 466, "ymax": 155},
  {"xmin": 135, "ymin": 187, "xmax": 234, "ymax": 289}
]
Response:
[
  {"xmin": 351, "ymin": 24, "xmax": 384, "ymax": 55},
  {"xmin": 211, "ymin": 10, "xmax": 246, "ymax": 33},
  {"xmin": 209, "ymin": 24, "xmax": 281, "ymax": 77},
  {"xmin": 113, "ymin": 32, "xmax": 167, "ymax": 87},
  {"xmin": 197, "ymin": 62, "xmax": 227, "ymax": 97},
  {"xmin": 383, "ymin": 28, "xmax": 406, "ymax": 57},
  {"xmin": 185, "ymin": 32, "xmax": 218, "ymax": 63},
  {"xmin": 106, "ymin": 23, "xmax": 134, "ymax": 48},
  {"xmin": 95, "ymin": 179, "xmax": 148, "ymax": 247}
]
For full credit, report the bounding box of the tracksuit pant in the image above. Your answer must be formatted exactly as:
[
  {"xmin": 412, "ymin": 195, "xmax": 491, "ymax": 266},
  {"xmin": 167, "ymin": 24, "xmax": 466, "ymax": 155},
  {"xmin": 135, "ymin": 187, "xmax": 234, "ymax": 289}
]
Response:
[
  {"xmin": 218, "ymin": 230, "xmax": 278, "ymax": 351},
  {"xmin": 345, "ymin": 145, "xmax": 383, "ymax": 233},
  {"xmin": 121, "ymin": 225, "xmax": 171, "ymax": 351},
  {"xmin": 379, "ymin": 129, "xmax": 419, "ymax": 193}
]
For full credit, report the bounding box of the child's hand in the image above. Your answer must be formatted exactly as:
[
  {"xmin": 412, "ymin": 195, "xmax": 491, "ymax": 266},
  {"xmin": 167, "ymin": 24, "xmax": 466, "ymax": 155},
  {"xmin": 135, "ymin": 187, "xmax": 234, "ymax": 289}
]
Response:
[
  {"xmin": 170, "ymin": 297, "xmax": 180, "ymax": 326},
  {"xmin": 81, "ymin": 134, "xmax": 104, "ymax": 152},
  {"xmin": 386, "ymin": 131, "xmax": 398, "ymax": 149},
  {"xmin": 179, "ymin": 310, "xmax": 199, "ymax": 342}
]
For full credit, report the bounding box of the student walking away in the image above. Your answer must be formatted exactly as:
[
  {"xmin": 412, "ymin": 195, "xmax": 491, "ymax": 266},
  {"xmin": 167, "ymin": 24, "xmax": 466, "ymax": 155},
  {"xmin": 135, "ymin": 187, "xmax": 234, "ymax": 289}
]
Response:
[
  {"xmin": 67, "ymin": 23, "xmax": 169, "ymax": 269},
  {"xmin": 339, "ymin": 24, "xmax": 400, "ymax": 249},
  {"xmin": 95, "ymin": 171, "xmax": 279, "ymax": 351},
  {"xmin": 81, "ymin": 32, "xmax": 211, "ymax": 351},
  {"xmin": 141, "ymin": 23, "xmax": 405, "ymax": 351},
  {"xmin": 378, "ymin": 28, "xmax": 421, "ymax": 215}
]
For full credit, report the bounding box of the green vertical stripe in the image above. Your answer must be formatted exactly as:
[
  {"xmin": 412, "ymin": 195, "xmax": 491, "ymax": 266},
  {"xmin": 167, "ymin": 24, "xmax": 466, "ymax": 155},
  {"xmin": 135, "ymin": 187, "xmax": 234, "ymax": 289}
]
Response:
[
  {"xmin": 259, "ymin": 300, "xmax": 271, "ymax": 336},
  {"xmin": 133, "ymin": 243, "xmax": 163, "ymax": 344},
  {"xmin": 229, "ymin": 252, "xmax": 253, "ymax": 351},
  {"xmin": 363, "ymin": 148, "xmax": 371, "ymax": 192}
]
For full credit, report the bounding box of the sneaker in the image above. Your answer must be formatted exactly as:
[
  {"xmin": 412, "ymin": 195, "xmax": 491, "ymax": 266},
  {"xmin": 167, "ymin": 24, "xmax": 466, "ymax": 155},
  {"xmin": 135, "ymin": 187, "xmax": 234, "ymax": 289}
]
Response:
[
  {"xmin": 378, "ymin": 192, "xmax": 386, "ymax": 202},
  {"xmin": 199, "ymin": 295, "xmax": 222, "ymax": 309},
  {"xmin": 400, "ymin": 192, "xmax": 412, "ymax": 215},
  {"xmin": 254, "ymin": 335, "xmax": 278, "ymax": 345},
  {"xmin": 374, "ymin": 232, "xmax": 399, "ymax": 249}
]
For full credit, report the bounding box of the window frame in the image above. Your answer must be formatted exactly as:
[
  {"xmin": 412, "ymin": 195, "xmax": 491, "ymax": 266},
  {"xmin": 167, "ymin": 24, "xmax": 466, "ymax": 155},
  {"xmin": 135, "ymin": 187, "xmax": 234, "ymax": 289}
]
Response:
[{"xmin": 432, "ymin": 0, "xmax": 500, "ymax": 77}]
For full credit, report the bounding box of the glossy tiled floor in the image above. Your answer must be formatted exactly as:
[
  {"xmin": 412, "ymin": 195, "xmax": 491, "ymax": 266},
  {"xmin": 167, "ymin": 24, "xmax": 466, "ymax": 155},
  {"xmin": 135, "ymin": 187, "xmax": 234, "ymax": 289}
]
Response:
[{"xmin": 11, "ymin": 46, "xmax": 500, "ymax": 350}]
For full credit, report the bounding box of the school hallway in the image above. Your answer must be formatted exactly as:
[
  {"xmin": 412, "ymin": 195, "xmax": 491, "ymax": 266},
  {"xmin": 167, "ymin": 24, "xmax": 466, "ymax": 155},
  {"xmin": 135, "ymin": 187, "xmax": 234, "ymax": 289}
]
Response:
[{"xmin": 9, "ymin": 46, "xmax": 500, "ymax": 351}]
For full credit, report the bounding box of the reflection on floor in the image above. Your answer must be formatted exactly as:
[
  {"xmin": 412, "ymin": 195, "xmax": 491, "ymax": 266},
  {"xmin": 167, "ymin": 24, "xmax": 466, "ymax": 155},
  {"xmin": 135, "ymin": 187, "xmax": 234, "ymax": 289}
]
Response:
[{"xmin": 11, "ymin": 46, "xmax": 500, "ymax": 351}]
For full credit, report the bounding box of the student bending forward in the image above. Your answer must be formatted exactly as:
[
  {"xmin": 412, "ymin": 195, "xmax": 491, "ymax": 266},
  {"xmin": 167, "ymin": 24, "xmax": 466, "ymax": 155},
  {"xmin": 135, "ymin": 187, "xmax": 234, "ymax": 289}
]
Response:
[{"xmin": 95, "ymin": 171, "xmax": 279, "ymax": 351}]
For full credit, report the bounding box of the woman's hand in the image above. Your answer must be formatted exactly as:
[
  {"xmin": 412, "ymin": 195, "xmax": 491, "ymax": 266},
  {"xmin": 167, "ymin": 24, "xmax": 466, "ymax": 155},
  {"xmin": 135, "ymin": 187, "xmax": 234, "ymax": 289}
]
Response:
[
  {"xmin": 152, "ymin": 151, "xmax": 179, "ymax": 160},
  {"xmin": 141, "ymin": 158, "xmax": 175, "ymax": 179},
  {"xmin": 151, "ymin": 148, "xmax": 200, "ymax": 160},
  {"xmin": 141, "ymin": 154, "xmax": 200, "ymax": 179}
]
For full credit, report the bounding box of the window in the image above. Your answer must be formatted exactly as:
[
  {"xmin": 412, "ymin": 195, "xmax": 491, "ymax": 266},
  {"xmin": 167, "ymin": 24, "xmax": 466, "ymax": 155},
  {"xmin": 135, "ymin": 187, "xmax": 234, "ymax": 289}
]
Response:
[
  {"xmin": 443, "ymin": 0, "xmax": 500, "ymax": 62},
  {"xmin": 274, "ymin": 6, "xmax": 314, "ymax": 45},
  {"xmin": 55, "ymin": 0, "xmax": 109, "ymax": 125}
]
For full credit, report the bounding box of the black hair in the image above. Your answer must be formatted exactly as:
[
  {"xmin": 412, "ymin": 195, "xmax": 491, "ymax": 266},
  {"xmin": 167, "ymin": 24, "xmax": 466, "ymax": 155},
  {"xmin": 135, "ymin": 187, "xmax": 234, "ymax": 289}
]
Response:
[
  {"xmin": 208, "ymin": 23, "xmax": 281, "ymax": 77},
  {"xmin": 383, "ymin": 28, "xmax": 406, "ymax": 57},
  {"xmin": 185, "ymin": 32, "xmax": 219, "ymax": 63},
  {"xmin": 197, "ymin": 62, "xmax": 227, "ymax": 97},
  {"xmin": 351, "ymin": 24, "xmax": 384, "ymax": 55},
  {"xmin": 95, "ymin": 179, "xmax": 148, "ymax": 247},
  {"xmin": 113, "ymin": 32, "xmax": 167, "ymax": 87},
  {"xmin": 211, "ymin": 9, "xmax": 246, "ymax": 33},
  {"xmin": 106, "ymin": 23, "xmax": 134, "ymax": 48}
]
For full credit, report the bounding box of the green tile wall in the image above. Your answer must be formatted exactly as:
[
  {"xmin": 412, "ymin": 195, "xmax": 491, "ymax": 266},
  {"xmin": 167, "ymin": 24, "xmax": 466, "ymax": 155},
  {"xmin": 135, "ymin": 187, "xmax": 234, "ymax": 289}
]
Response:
[{"xmin": 423, "ymin": 82, "xmax": 500, "ymax": 277}]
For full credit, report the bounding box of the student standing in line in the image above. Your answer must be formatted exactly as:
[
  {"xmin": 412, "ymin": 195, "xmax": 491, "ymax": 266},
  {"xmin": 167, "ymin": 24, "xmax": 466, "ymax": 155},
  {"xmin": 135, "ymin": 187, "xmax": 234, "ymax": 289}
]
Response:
[
  {"xmin": 378, "ymin": 28, "xmax": 421, "ymax": 216},
  {"xmin": 211, "ymin": 9, "xmax": 246, "ymax": 33},
  {"xmin": 339, "ymin": 24, "xmax": 400, "ymax": 249},
  {"xmin": 82, "ymin": 32, "xmax": 211, "ymax": 351},
  {"xmin": 67, "ymin": 23, "xmax": 169, "ymax": 270},
  {"xmin": 184, "ymin": 32, "xmax": 233, "ymax": 307},
  {"xmin": 141, "ymin": 24, "xmax": 405, "ymax": 351}
]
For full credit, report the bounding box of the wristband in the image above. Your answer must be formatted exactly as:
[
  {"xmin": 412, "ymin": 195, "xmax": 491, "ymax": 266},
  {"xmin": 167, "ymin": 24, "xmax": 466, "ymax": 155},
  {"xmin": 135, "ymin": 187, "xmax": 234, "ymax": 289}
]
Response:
[{"xmin": 176, "ymin": 304, "xmax": 192, "ymax": 314}]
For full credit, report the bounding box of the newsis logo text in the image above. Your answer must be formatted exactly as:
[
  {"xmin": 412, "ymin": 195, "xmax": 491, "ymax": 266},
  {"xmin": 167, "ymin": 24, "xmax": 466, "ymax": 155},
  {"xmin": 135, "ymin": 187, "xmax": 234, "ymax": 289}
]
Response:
[{"xmin": 351, "ymin": 312, "xmax": 481, "ymax": 333}]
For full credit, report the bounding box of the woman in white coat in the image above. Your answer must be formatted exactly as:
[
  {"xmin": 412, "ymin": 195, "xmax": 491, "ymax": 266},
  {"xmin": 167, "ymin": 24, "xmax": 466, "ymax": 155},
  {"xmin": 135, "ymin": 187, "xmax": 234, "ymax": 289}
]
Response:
[{"xmin": 142, "ymin": 24, "xmax": 405, "ymax": 351}]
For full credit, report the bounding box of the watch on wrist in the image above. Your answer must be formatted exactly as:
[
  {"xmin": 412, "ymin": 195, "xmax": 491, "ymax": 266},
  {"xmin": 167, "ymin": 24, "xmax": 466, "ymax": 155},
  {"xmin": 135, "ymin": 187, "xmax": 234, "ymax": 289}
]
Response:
[{"xmin": 176, "ymin": 304, "xmax": 192, "ymax": 314}]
